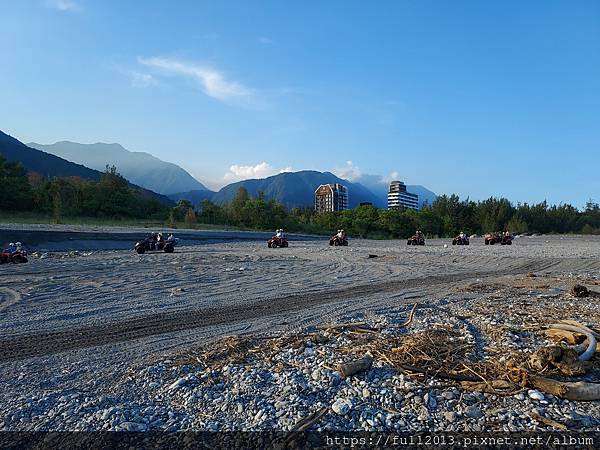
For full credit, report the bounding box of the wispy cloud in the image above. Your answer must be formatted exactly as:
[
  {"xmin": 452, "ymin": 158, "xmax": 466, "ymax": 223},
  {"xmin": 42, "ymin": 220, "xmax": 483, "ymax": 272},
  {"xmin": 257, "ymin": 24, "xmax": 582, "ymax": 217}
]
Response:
[
  {"xmin": 381, "ymin": 171, "xmax": 400, "ymax": 184},
  {"xmin": 224, "ymin": 162, "xmax": 292, "ymax": 182},
  {"xmin": 45, "ymin": 0, "xmax": 80, "ymax": 12},
  {"xmin": 333, "ymin": 160, "xmax": 362, "ymax": 181},
  {"xmin": 126, "ymin": 70, "xmax": 157, "ymax": 88},
  {"xmin": 138, "ymin": 56, "xmax": 258, "ymax": 107}
]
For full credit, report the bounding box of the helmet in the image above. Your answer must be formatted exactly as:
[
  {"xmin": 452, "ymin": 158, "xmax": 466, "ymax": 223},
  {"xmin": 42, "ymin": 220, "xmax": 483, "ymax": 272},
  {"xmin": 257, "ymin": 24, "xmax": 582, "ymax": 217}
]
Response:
[{"xmin": 9, "ymin": 243, "xmax": 14, "ymax": 246}]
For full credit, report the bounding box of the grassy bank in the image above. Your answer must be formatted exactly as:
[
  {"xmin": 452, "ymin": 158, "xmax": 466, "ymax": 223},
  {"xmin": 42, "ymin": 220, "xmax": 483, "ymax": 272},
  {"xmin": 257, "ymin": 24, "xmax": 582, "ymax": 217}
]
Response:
[{"xmin": 0, "ymin": 211, "xmax": 245, "ymax": 232}]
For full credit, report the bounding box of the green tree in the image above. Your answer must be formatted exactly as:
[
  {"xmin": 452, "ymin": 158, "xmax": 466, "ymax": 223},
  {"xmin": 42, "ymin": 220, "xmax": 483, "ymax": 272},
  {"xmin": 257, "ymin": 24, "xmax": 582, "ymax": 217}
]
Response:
[{"xmin": 0, "ymin": 154, "xmax": 34, "ymax": 210}]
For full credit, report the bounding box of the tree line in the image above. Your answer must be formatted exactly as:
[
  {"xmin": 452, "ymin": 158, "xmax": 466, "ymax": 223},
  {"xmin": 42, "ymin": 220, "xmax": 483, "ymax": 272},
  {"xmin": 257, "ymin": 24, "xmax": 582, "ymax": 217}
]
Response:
[
  {"xmin": 192, "ymin": 187, "xmax": 600, "ymax": 238},
  {"xmin": 2, "ymin": 154, "xmax": 599, "ymax": 237},
  {"xmin": 0, "ymin": 154, "xmax": 168, "ymax": 221}
]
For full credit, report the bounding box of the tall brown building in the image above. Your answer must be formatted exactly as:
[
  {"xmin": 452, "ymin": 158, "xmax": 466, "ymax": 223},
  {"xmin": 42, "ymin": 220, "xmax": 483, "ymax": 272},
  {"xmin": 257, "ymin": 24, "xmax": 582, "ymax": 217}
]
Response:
[{"xmin": 314, "ymin": 183, "xmax": 348, "ymax": 213}]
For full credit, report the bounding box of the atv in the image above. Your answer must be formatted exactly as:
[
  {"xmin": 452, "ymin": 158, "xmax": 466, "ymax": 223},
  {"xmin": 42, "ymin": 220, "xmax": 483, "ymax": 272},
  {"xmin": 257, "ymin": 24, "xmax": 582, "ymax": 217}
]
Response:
[
  {"xmin": 268, "ymin": 236, "xmax": 289, "ymax": 248},
  {"xmin": 407, "ymin": 234, "xmax": 425, "ymax": 246},
  {"xmin": 135, "ymin": 233, "xmax": 177, "ymax": 254},
  {"xmin": 484, "ymin": 232, "xmax": 513, "ymax": 245},
  {"xmin": 452, "ymin": 235, "xmax": 470, "ymax": 246},
  {"xmin": 484, "ymin": 232, "xmax": 500, "ymax": 245},
  {"xmin": 329, "ymin": 235, "xmax": 349, "ymax": 246},
  {"xmin": 0, "ymin": 249, "xmax": 28, "ymax": 264}
]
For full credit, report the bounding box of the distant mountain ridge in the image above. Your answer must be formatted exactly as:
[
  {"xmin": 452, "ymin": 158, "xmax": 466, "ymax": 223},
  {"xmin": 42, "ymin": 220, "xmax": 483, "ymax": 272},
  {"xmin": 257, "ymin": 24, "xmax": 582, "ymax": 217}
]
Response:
[
  {"xmin": 28, "ymin": 141, "xmax": 208, "ymax": 195},
  {"xmin": 170, "ymin": 171, "xmax": 437, "ymax": 210},
  {"xmin": 0, "ymin": 130, "xmax": 172, "ymax": 204},
  {"xmin": 352, "ymin": 174, "xmax": 438, "ymax": 209},
  {"xmin": 209, "ymin": 170, "xmax": 385, "ymax": 209}
]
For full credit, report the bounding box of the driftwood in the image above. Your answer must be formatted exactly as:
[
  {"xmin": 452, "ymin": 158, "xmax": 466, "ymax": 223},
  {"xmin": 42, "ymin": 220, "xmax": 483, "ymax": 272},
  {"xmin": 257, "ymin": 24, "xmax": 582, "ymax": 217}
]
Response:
[
  {"xmin": 530, "ymin": 375, "xmax": 600, "ymax": 401},
  {"xmin": 558, "ymin": 320, "xmax": 600, "ymax": 339},
  {"xmin": 289, "ymin": 406, "xmax": 329, "ymax": 432},
  {"xmin": 529, "ymin": 412, "xmax": 568, "ymax": 431},
  {"xmin": 544, "ymin": 328, "xmax": 580, "ymax": 345},
  {"xmin": 337, "ymin": 356, "xmax": 373, "ymax": 378},
  {"xmin": 529, "ymin": 346, "xmax": 585, "ymax": 376},
  {"xmin": 548, "ymin": 323, "xmax": 597, "ymax": 362}
]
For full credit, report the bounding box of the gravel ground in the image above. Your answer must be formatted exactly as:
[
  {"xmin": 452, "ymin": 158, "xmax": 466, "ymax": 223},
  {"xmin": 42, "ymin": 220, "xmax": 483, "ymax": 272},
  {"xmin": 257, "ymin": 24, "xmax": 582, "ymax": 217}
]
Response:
[{"xmin": 0, "ymin": 231, "xmax": 599, "ymax": 432}]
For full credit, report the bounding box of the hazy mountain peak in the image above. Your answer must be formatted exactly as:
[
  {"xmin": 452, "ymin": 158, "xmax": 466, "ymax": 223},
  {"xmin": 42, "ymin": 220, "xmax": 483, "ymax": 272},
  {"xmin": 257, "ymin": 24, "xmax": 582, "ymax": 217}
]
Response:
[{"xmin": 28, "ymin": 141, "xmax": 208, "ymax": 195}]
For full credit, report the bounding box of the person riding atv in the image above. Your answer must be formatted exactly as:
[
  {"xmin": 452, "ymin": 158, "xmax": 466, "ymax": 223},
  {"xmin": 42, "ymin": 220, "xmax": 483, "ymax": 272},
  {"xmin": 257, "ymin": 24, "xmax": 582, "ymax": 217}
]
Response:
[
  {"xmin": 407, "ymin": 230, "xmax": 425, "ymax": 246},
  {"xmin": 0, "ymin": 242, "xmax": 28, "ymax": 264},
  {"xmin": 500, "ymin": 231, "xmax": 513, "ymax": 245},
  {"xmin": 452, "ymin": 232, "xmax": 470, "ymax": 245},
  {"xmin": 268, "ymin": 229, "xmax": 289, "ymax": 248},
  {"xmin": 135, "ymin": 232, "xmax": 177, "ymax": 254},
  {"xmin": 329, "ymin": 229, "xmax": 349, "ymax": 246},
  {"xmin": 485, "ymin": 231, "xmax": 513, "ymax": 245}
]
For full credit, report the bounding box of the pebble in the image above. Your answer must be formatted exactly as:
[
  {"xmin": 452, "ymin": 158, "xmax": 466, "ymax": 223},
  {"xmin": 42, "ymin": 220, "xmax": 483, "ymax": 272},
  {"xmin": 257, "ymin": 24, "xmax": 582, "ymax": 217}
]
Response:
[
  {"xmin": 331, "ymin": 399, "xmax": 351, "ymax": 416},
  {"xmin": 465, "ymin": 405, "xmax": 484, "ymax": 420},
  {"xmin": 528, "ymin": 390, "xmax": 545, "ymax": 401}
]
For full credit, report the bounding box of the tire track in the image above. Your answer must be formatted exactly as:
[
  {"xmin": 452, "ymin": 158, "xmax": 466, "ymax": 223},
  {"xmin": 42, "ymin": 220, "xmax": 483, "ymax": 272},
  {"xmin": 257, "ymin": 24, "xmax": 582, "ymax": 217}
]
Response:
[
  {"xmin": 0, "ymin": 287, "xmax": 22, "ymax": 313},
  {"xmin": 0, "ymin": 261, "xmax": 543, "ymax": 362}
]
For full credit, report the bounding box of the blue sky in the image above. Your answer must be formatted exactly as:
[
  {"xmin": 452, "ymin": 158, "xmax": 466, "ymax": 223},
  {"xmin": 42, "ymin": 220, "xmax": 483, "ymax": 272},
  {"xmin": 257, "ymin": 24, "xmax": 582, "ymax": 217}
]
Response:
[{"xmin": 1, "ymin": 0, "xmax": 599, "ymax": 205}]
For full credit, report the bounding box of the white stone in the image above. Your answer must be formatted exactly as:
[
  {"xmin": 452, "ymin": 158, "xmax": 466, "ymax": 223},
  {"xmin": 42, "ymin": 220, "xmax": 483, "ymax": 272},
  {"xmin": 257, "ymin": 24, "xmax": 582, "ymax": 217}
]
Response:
[
  {"xmin": 331, "ymin": 399, "xmax": 351, "ymax": 415},
  {"xmin": 528, "ymin": 390, "xmax": 545, "ymax": 401}
]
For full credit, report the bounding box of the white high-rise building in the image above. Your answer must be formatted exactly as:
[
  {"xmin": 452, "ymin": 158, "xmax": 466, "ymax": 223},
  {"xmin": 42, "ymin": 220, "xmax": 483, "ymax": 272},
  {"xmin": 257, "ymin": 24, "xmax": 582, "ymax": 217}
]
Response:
[{"xmin": 387, "ymin": 180, "xmax": 419, "ymax": 210}]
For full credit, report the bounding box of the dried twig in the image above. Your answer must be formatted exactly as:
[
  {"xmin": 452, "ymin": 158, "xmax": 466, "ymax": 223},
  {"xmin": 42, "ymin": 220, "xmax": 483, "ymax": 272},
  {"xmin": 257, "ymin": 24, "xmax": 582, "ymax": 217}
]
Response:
[{"xmin": 400, "ymin": 303, "xmax": 418, "ymax": 327}]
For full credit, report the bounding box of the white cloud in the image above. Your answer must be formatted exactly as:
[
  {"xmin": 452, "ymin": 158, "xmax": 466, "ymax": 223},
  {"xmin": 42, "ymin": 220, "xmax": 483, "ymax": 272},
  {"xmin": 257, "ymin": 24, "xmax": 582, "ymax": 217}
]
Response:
[
  {"xmin": 46, "ymin": 0, "xmax": 79, "ymax": 11},
  {"xmin": 138, "ymin": 56, "xmax": 256, "ymax": 105},
  {"xmin": 127, "ymin": 71, "xmax": 157, "ymax": 88},
  {"xmin": 224, "ymin": 162, "xmax": 293, "ymax": 182},
  {"xmin": 333, "ymin": 160, "xmax": 362, "ymax": 181},
  {"xmin": 382, "ymin": 171, "xmax": 400, "ymax": 184}
]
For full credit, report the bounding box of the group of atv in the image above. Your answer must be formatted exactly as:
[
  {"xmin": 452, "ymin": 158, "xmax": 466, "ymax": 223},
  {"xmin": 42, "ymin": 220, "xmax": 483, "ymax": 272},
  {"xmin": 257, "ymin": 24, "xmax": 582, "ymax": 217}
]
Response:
[
  {"xmin": 484, "ymin": 231, "xmax": 513, "ymax": 245},
  {"xmin": 266, "ymin": 229, "xmax": 513, "ymax": 248},
  {"xmin": 406, "ymin": 231, "xmax": 513, "ymax": 246},
  {"xmin": 267, "ymin": 229, "xmax": 348, "ymax": 248},
  {"xmin": 2, "ymin": 227, "xmax": 515, "ymax": 265}
]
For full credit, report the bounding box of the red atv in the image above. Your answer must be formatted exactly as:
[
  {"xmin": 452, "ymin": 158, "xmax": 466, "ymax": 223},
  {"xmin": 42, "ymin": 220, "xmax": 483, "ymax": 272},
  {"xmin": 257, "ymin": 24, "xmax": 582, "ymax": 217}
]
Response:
[
  {"xmin": 452, "ymin": 234, "xmax": 470, "ymax": 245},
  {"xmin": 485, "ymin": 232, "xmax": 513, "ymax": 245},
  {"xmin": 407, "ymin": 234, "xmax": 425, "ymax": 246},
  {"xmin": 268, "ymin": 236, "xmax": 289, "ymax": 248},
  {"xmin": 329, "ymin": 235, "xmax": 348, "ymax": 246},
  {"xmin": 500, "ymin": 233, "xmax": 513, "ymax": 245},
  {"xmin": 0, "ymin": 250, "xmax": 28, "ymax": 264}
]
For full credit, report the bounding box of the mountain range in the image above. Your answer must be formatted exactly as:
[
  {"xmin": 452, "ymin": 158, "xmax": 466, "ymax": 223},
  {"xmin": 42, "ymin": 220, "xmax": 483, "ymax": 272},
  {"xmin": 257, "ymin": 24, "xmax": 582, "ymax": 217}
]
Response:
[
  {"xmin": 0, "ymin": 130, "xmax": 172, "ymax": 204},
  {"xmin": 28, "ymin": 141, "xmax": 207, "ymax": 196},
  {"xmin": 3, "ymin": 131, "xmax": 437, "ymax": 210},
  {"xmin": 210, "ymin": 171, "xmax": 386, "ymax": 209},
  {"xmin": 352, "ymin": 174, "xmax": 438, "ymax": 209}
]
